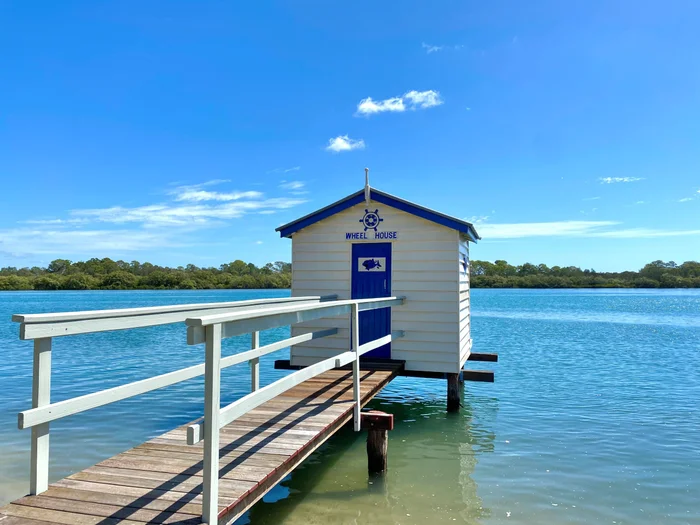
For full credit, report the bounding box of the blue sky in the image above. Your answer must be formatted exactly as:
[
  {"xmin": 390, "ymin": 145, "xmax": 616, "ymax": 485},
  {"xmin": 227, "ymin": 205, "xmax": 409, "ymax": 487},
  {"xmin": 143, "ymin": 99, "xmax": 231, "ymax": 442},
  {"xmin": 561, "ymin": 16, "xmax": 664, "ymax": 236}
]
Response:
[{"xmin": 1, "ymin": 1, "xmax": 698, "ymax": 272}]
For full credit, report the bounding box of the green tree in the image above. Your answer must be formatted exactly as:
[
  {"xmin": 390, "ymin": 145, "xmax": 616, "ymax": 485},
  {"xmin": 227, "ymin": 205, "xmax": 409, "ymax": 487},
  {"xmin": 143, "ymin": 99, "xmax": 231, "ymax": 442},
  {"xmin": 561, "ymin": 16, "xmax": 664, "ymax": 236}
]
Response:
[{"xmin": 100, "ymin": 271, "xmax": 138, "ymax": 290}]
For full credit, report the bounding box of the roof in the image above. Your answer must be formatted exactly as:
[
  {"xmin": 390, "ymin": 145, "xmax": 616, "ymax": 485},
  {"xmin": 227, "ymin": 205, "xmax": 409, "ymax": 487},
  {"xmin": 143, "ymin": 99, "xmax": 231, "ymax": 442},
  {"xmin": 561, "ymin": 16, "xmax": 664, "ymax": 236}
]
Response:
[{"xmin": 276, "ymin": 187, "xmax": 481, "ymax": 241}]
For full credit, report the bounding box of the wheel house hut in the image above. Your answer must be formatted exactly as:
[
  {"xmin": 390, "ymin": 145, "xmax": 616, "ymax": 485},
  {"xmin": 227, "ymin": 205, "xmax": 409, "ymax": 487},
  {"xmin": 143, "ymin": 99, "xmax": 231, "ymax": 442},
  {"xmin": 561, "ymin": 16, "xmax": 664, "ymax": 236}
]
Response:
[{"xmin": 276, "ymin": 186, "xmax": 480, "ymax": 375}]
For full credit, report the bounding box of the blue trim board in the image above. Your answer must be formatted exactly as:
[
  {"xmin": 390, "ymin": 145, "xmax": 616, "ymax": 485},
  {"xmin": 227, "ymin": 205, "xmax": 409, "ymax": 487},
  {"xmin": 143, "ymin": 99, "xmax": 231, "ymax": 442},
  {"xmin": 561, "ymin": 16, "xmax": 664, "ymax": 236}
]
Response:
[{"xmin": 276, "ymin": 188, "xmax": 480, "ymax": 241}]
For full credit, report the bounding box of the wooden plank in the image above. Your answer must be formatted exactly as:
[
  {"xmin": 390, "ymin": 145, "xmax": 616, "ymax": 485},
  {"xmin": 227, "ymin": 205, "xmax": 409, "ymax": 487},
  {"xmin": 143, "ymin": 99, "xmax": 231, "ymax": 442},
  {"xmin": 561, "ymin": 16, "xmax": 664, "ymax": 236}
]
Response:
[
  {"xmin": 467, "ymin": 352, "xmax": 499, "ymax": 362},
  {"xmin": 137, "ymin": 441, "xmax": 295, "ymax": 458},
  {"xmin": 123, "ymin": 447, "xmax": 290, "ymax": 466},
  {"xmin": 69, "ymin": 467, "xmax": 253, "ymax": 496},
  {"xmin": 462, "ymin": 370, "xmax": 495, "ymax": 382},
  {"xmin": 0, "ymin": 515, "xmax": 64, "ymax": 525},
  {"xmin": 36, "ymin": 486, "xmax": 204, "ymax": 515},
  {"xmin": 11, "ymin": 495, "xmax": 202, "ymax": 524},
  {"xmin": 0, "ymin": 504, "xmax": 148, "ymax": 525},
  {"xmin": 53, "ymin": 479, "xmax": 216, "ymax": 507},
  {"xmin": 96, "ymin": 456, "xmax": 275, "ymax": 483}
]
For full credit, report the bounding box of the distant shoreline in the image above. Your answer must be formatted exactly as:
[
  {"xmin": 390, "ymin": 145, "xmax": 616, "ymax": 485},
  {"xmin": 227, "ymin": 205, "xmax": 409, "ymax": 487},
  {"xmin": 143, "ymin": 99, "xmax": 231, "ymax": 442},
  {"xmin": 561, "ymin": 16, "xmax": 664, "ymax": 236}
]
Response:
[{"xmin": 1, "ymin": 257, "xmax": 698, "ymax": 291}]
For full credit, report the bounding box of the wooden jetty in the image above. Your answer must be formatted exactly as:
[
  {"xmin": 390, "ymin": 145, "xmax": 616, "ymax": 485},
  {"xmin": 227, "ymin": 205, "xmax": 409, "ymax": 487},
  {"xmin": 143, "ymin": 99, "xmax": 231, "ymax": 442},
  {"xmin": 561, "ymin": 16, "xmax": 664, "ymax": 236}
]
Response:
[
  {"xmin": 3, "ymin": 295, "xmax": 411, "ymax": 524},
  {"xmin": 0, "ymin": 366, "xmax": 400, "ymax": 525}
]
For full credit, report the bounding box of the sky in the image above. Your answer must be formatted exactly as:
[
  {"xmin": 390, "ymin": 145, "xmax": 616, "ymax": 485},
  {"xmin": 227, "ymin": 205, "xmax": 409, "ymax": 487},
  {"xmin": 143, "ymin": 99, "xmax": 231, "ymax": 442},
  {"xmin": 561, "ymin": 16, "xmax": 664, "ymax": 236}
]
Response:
[{"xmin": 1, "ymin": 1, "xmax": 699, "ymax": 272}]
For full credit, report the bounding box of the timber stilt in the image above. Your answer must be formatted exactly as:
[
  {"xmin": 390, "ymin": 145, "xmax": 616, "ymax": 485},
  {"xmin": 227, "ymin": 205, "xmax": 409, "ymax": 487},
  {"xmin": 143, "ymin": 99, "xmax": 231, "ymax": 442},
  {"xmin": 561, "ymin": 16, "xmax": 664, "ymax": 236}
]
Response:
[
  {"xmin": 447, "ymin": 373, "xmax": 461, "ymax": 412},
  {"xmin": 361, "ymin": 410, "xmax": 394, "ymax": 474}
]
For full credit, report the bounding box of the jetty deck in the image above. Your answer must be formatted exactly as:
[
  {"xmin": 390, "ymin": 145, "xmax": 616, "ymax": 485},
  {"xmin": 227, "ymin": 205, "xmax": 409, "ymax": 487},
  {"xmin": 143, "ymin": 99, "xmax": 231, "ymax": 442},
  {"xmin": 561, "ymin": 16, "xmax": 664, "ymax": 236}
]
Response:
[{"xmin": 0, "ymin": 365, "xmax": 401, "ymax": 525}]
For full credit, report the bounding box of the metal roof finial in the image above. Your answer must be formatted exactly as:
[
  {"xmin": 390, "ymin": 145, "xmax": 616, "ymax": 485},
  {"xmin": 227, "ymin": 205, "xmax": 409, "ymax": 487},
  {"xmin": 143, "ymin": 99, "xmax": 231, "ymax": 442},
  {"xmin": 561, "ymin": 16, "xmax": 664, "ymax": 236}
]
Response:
[{"xmin": 364, "ymin": 167, "xmax": 370, "ymax": 205}]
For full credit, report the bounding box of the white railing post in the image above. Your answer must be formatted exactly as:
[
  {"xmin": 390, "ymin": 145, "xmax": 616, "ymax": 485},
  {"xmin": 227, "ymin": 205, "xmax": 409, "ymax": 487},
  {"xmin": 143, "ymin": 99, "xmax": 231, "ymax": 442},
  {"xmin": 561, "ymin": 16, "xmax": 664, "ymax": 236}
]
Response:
[
  {"xmin": 351, "ymin": 303, "xmax": 361, "ymax": 432},
  {"xmin": 30, "ymin": 337, "xmax": 51, "ymax": 495},
  {"xmin": 202, "ymin": 323, "xmax": 222, "ymax": 524},
  {"xmin": 250, "ymin": 331, "xmax": 259, "ymax": 392}
]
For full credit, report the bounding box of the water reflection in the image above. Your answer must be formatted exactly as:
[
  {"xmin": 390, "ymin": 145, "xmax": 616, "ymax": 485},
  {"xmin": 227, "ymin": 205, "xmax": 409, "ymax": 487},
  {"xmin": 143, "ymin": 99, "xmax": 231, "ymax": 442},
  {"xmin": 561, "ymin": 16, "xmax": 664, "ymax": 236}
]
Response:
[{"xmin": 239, "ymin": 378, "xmax": 498, "ymax": 524}]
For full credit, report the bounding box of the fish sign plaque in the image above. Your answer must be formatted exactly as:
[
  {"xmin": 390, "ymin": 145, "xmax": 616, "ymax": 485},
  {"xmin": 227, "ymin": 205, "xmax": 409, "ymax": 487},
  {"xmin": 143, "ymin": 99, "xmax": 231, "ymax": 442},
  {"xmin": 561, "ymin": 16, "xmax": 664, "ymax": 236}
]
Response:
[{"xmin": 358, "ymin": 257, "xmax": 386, "ymax": 272}]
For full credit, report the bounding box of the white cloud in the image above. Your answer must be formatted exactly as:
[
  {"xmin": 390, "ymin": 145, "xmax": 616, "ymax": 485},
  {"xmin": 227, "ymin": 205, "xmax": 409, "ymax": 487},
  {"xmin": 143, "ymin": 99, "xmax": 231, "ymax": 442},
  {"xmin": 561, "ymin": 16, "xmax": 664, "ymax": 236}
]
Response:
[
  {"xmin": 1, "ymin": 182, "xmax": 309, "ymax": 261},
  {"xmin": 326, "ymin": 135, "xmax": 366, "ymax": 153},
  {"xmin": 475, "ymin": 220, "xmax": 700, "ymax": 240},
  {"xmin": 593, "ymin": 228, "xmax": 700, "ymax": 238},
  {"xmin": 23, "ymin": 218, "xmax": 88, "ymax": 225},
  {"xmin": 268, "ymin": 166, "xmax": 301, "ymax": 174},
  {"xmin": 599, "ymin": 177, "xmax": 645, "ymax": 184},
  {"xmin": 167, "ymin": 180, "xmax": 264, "ymax": 202},
  {"xmin": 678, "ymin": 190, "xmax": 700, "ymax": 202},
  {"xmin": 422, "ymin": 42, "xmax": 444, "ymax": 54},
  {"xmin": 279, "ymin": 181, "xmax": 305, "ymax": 191},
  {"xmin": 356, "ymin": 97, "xmax": 405, "ymax": 115},
  {"xmin": 355, "ymin": 90, "xmax": 443, "ymax": 116},
  {"xmin": 465, "ymin": 215, "xmax": 490, "ymax": 224},
  {"xmin": 0, "ymin": 228, "xmax": 180, "ymax": 256},
  {"xmin": 422, "ymin": 42, "xmax": 462, "ymax": 54},
  {"xmin": 174, "ymin": 189, "xmax": 263, "ymax": 202},
  {"xmin": 73, "ymin": 198, "xmax": 306, "ymax": 227},
  {"xmin": 478, "ymin": 221, "xmax": 619, "ymax": 239},
  {"xmin": 404, "ymin": 90, "xmax": 443, "ymax": 109},
  {"xmin": 582, "ymin": 196, "xmax": 601, "ymax": 201},
  {"xmin": 635, "ymin": 201, "xmax": 646, "ymax": 205},
  {"xmin": 421, "ymin": 42, "xmax": 445, "ymax": 54},
  {"xmin": 255, "ymin": 240, "xmax": 263, "ymax": 245}
]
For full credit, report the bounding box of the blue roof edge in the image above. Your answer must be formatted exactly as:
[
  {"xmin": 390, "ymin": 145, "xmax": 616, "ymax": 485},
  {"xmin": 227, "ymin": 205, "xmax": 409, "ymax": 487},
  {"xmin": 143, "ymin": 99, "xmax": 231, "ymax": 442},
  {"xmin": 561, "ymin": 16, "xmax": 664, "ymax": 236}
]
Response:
[{"xmin": 276, "ymin": 188, "xmax": 480, "ymax": 242}]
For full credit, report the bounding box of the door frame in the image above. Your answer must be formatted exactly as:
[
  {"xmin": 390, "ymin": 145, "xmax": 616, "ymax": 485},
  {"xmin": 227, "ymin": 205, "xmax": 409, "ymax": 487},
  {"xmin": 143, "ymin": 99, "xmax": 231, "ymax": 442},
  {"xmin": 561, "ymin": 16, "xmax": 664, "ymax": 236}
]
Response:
[{"xmin": 350, "ymin": 242, "xmax": 393, "ymax": 359}]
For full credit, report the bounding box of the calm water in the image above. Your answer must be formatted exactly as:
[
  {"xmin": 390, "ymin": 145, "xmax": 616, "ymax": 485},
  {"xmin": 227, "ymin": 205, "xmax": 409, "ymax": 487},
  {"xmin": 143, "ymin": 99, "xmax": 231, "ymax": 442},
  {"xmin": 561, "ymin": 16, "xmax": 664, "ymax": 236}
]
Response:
[{"xmin": 0, "ymin": 289, "xmax": 698, "ymax": 524}]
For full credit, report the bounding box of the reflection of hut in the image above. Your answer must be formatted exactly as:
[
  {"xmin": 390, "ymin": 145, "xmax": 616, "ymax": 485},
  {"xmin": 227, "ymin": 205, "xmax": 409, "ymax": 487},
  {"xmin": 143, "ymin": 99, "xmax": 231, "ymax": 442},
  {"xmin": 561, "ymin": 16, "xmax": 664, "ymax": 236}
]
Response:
[{"xmin": 276, "ymin": 182, "xmax": 480, "ymax": 378}]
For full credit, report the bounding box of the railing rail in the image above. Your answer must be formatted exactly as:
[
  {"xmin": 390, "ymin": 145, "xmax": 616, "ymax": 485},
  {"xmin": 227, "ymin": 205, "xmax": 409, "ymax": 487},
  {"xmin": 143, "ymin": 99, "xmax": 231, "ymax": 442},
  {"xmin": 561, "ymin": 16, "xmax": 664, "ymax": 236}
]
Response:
[
  {"xmin": 182, "ymin": 295, "xmax": 406, "ymax": 523},
  {"xmin": 14, "ymin": 295, "xmax": 337, "ymax": 340},
  {"xmin": 17, "ymin": 327, "xmax": 338, "ymax": 430},
  {"xmin": 11, "ymin": 294, "xmax": 336, "ymax": 496}
]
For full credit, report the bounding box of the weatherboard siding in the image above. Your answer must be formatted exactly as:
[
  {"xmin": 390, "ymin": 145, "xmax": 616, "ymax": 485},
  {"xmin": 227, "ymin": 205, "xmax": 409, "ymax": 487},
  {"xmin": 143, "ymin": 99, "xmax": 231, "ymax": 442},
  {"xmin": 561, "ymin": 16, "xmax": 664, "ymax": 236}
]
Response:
[
  {"xmin": 458, "ymin": 235, "xmax": 472, "ymax": 369},
  {"xmin": 289, "ymin": 200, "xmax": 468, "ymax": 374}
]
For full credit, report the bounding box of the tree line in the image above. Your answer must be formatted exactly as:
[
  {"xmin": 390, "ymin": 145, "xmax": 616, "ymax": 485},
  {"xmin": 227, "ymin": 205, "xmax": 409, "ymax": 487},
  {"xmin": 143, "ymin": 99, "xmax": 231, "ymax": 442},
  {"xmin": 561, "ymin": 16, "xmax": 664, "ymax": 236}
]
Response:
[
  {"xmin": 470, "ymin": 260, "xmax": 700, "ymax": 288},
  {"xmin": 0, "ymin": 258, "xmax": 698, "ymax": 291},
  {"xmin": 0, "ymin": 258, "xmax": 292, "ymax": 290}
]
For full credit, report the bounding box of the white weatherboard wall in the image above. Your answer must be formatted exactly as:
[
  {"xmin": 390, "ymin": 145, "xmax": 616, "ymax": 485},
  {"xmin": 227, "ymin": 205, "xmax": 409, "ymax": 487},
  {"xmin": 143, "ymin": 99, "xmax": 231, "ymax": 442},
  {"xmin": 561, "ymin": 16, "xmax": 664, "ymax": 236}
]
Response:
[
  {"xmin": 288, "ymin": 200, "xmax": 472, "ymax": 374},
  {"xmin": 459, "ymin": 234, "xmax": 472, "ymax": 366}
]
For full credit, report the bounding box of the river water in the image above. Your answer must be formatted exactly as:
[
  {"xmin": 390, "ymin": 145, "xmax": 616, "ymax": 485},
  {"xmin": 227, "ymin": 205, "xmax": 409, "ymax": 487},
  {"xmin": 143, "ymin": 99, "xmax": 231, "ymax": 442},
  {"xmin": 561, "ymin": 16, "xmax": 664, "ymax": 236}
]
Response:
[{"xmin": 0, "ymin": 289, "xmax": 698, "ymax": 524}]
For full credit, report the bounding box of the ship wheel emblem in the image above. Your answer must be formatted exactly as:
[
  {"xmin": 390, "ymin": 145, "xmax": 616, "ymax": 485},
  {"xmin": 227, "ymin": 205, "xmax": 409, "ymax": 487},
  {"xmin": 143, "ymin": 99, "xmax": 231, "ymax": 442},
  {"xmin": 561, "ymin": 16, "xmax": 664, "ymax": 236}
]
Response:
[{"xmin": 359, "ymin": 209, "xmax": 383, "ymax": 231}]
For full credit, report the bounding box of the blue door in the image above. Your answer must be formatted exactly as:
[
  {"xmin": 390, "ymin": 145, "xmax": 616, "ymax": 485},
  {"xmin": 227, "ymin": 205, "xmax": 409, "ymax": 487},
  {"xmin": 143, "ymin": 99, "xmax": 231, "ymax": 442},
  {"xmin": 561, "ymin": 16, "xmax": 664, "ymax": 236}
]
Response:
[{"xmin": 351, "ymin": 243, "xmax": 392, "ymax": 359}]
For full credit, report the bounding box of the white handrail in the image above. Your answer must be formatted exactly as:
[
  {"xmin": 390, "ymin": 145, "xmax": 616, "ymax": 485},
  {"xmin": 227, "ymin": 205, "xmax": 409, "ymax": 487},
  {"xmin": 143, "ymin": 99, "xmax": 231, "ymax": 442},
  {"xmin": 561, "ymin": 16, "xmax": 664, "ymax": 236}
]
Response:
[
  {"xmin": 187, "ymin": 296, "xmax": 401, "ymax": 327},
  {"xmin": 12, "ymin": 294, "xmax": 338, "ymax": 497},
  {"xmin": 17, "ymin": 328, "xmax": 338, "ymax": 430},
  {"xmin": 12, "ymin": 295, "xmax": 337, "ymax": 323},
  {"xmin": 186, "ymin": 296, "xmax": 405, "ymax": 344},
  {"xmin": 14, "ymin": 295, "xmax": 337, "ymax": 339},
  {"xmin": 186, "ymin": 332, "xmax": 394, "ymax": 445}
]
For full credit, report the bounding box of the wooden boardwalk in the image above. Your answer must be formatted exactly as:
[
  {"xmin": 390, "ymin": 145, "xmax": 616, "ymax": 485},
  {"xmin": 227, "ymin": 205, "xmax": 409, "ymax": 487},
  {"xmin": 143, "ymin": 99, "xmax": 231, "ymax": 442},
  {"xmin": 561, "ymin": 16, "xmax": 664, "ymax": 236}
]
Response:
[{"xmin": 0, "ymin": 365, "xmax": 401, "ymax": 525}]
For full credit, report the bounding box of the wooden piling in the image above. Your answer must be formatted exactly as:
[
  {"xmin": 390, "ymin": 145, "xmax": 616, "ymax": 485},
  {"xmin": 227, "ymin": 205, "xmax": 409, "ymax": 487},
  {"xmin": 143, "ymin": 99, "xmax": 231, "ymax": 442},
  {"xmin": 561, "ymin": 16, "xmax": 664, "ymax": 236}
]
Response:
[
  {"xmin": 447, "ymin": 373, "xmax": 461, "ymax": 412},
  {"xmin": 361, "ymin": 411, "xmax": 394, "ymax": 474}
]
